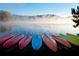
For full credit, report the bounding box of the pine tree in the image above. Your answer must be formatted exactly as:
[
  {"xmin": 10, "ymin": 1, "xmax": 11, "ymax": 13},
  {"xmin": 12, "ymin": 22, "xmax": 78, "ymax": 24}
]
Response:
[{"xmin": 71, "ymin": 6, "xmax": 79, "ymax": 28}]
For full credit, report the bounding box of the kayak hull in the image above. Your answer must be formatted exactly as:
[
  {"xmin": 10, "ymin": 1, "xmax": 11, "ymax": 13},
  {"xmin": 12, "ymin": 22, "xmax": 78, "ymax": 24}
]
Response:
[
  {"xmin": 3, "ymin": 34, "xmax": 24, "ymax": 48},
  {"xmin": 52, "ymin": 35, "xmax": 71, "ymax": 48},
  {"xmin": 19, "ymin": 36, "xmax": 32, "ymax": 50},
  {"xmin": 0, "ymin": 34, "xmax": 13, "ymax": 44},
  {"xmin": 59, "ymin": 34, "xmax": 79, "ymax": 46},
  {"xmin": 67, "ymin": 33, "xmax": 79, "ymax": 41},
  {"xmin": 32, "ymin": 35, "xmax": 42, "ymax": 51},
  {"xmin": 42, "ymin": 35, "xmax": 57, "ymax": 52}
]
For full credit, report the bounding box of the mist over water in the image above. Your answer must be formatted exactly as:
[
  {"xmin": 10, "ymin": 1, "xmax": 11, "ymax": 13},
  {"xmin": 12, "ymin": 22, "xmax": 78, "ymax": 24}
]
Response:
[
  {"xmin": 0, "ymin": 15, "xmax": 79, "ymax": 35},
  {"xmin": 9, "ymin": 16, "xmax": 79, "ymax": 35}
]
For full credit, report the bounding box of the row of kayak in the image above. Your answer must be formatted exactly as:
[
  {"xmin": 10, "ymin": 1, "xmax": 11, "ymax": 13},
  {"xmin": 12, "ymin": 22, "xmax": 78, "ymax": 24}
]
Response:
[{"xmin": 0, "ymin": 33, "xmax": 79, "ymax": 52}]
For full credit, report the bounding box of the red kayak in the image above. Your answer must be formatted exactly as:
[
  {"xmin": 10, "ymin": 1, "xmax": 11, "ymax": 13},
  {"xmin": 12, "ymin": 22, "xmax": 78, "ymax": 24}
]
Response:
[
  {"xmin": 52, "ymin": 35, "xmax": 71, "ymax": 48},
  {"xmin": 3, "ymin": 34, "xmax": 24, "ymax": 48},
  {"xmin": 19, "ymin": 36, "xmax": 32, "ymax": 50},
  {"xmin": 42, "ymin": 34, "xmax": 58, "ymax": 52},
  {"xmin": 0, "ymin": 34, "xmax": 13, "ymax": 44}
]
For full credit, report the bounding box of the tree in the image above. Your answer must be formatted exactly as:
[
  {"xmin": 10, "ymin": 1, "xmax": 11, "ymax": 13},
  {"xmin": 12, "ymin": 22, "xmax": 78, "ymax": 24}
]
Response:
[
  {"xmin": 71, "ymin": 6, "xmax": 79, "ymax": 28},
  {"xmin": 0, "ymin": 10, "xmax": 13, "ymax": 32},
  {"xmin": 0, "ymin": 10, "xmax": 12, "ymax": 21}
]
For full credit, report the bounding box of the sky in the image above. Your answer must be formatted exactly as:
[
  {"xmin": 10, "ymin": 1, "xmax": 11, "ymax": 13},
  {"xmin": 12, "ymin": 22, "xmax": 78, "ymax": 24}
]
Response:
[{"xmin": 0, "ymin": 3, "xmax": 78, "ymax": 16}]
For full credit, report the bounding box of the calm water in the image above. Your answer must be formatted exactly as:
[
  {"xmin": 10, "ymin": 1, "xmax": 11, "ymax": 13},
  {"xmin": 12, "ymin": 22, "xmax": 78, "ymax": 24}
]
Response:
[
  {"xmin": 11, "ymin": 23, "xmax": 79, "ymax": 35},
  {"xmin": 0, "ymin": 19, "xmax": 79, "ymax": 35}
]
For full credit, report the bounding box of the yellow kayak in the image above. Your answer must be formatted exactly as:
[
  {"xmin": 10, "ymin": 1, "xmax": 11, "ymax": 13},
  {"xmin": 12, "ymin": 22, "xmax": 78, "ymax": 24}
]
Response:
[
  {"xmin": 66, "ymin": 33, "xmax": 79, "ymax": 41},
  {"xmin": 59, "ymin": 34, "xmax": 79, "ymax": 46}
]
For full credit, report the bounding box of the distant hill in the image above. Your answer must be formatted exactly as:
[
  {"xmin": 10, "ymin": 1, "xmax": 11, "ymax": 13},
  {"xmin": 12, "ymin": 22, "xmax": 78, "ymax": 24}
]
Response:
[
  {"xmin": 13, "ymin": 14, "xmax": 72, "ymax": 21},
  {"xmin": 0, "ymin": 10, "xmax": 73, "ymax": 25}
]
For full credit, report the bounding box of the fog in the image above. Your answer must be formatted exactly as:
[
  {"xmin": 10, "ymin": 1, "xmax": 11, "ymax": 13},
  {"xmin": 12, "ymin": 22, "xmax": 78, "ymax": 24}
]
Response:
[
  {"xmin": 0, "ymin": 14, "xmax": 79, "ymax": 35},
  {"xmin": 8, "ymin": 15, "xmax": 79, "ymax": 35}
]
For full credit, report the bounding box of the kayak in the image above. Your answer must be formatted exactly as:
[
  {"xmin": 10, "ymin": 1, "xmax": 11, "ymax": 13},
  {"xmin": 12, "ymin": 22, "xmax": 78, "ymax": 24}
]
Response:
[
  {"xmin": 32, "ymin": 35, "xmax": 42, "ymax": 50},
  {"xmin": 52, "ymin": 35, "xmax": 71, "ymax": 48},
  {"xmin": 0, "ymin": 34, "xmax": 13, "ymax": 44},
  {"xmin": 3, "ymin": 34, "xmax": 24, "ymax": 48},
  {"xmin": 42, "ymin": 34, "xmax": 57, "ymax": 52},
  {"xmin": 66, "ymin": 33, "xmax": 79, "ymax": 41},
  {"xmin": 19, "ymin": 36, "xmax": 32, "ymax": 50},
  {"xmin": 59, "ymin": 34, "xmax": 79, "ymax": 46},
  {"xmin": 47, "ymin": 35, "xmax": 57, "ymax": 47}
]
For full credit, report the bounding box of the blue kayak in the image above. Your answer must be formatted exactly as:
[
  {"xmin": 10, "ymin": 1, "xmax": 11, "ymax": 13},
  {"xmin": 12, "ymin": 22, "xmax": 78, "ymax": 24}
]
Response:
[{"xmin": 32, "ymin": 35, "xmax": 42, "ymax": 50}]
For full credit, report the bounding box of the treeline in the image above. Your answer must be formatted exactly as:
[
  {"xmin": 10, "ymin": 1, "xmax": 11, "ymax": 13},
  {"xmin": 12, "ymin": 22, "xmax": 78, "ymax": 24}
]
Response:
[{"xmin": 0, "ymin": 10, "xmax": 13, "ymax": 21}]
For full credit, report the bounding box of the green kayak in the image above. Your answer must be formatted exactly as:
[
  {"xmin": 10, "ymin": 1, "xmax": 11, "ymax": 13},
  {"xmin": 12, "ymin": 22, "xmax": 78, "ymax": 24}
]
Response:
[
  {"xmin": 59, "ymin": 34, "xmax": 79, "ymax": 46},
  {"xmin": 66, "ymin": 33, "xmax": 79, "ymax": 41}
]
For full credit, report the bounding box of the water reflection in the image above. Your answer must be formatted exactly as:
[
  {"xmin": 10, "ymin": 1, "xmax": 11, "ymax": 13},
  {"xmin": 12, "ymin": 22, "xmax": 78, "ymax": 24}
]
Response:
[{"xmin": 0, "ymin": 18, "xmax": 79, "ymax": 35}]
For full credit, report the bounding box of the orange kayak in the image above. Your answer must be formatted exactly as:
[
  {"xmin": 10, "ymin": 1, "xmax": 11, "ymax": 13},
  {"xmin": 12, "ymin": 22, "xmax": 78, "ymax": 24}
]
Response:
[
  {"xmin": 52, "ymin": 35, "xmax": 71, "ymax": 48},
  {"xmin": 42, "ymin": 34, "xmax": 58, "ymax": 52}
]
